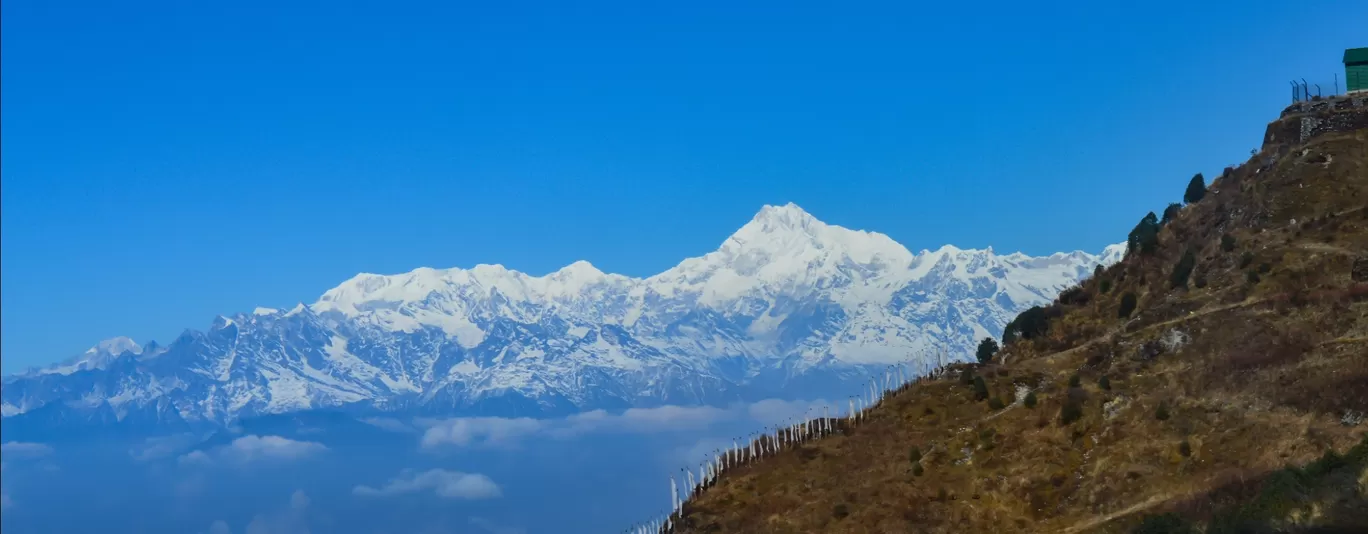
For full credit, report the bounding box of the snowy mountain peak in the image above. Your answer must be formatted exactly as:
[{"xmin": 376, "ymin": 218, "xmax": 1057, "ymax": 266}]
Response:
[
  {"xmin": 26, "ymin": 336, "xmax": 143, "ymax": 376},
  {"xmin": 551, "ymin": 260, "xmax": 605, "ymax": 280},
  {"xmin": 749, "ymin": 202, "xmax": 818, "ymax": 231},
  {"xmin": 3, "ymin": 204, "xmax": 1129, "ymax": 431},
  {"xmin": 88, "ymin": 336, "xmax": 141, "ymax": 357}
]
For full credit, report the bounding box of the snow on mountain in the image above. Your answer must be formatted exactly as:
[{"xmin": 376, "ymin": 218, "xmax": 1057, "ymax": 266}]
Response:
[
  {"xmin": 25, "ymin": 336, "xmax": 145, "ymax": 376},
  {"xmin": 1, "ymin": 203, "xmax": 1124, "ymax": 433}
]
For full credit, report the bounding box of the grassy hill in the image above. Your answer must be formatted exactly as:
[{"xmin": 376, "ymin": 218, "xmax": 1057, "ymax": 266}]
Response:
[{"xmin": 671, "ymin": 96, "xmax": 1368, "ymax": 534}]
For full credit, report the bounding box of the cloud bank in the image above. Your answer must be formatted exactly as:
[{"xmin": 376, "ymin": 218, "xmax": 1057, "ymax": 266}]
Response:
[
  {"xmin": 418, "ymin": 400, "xmax": 821, "ymax": 450},
  {"xmin": 0, "ymin": 441, "xmax": 54, "ymax": 459},
  {"xmin": 353, "ymin": 469, "xmax": 501, "ymax": 500},
  {"xmin": 179, "ymin": 435, "xmax": 327, "ymax": 467}
]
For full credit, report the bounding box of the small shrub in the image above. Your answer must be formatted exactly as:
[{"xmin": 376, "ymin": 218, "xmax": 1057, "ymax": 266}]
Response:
[
  {"xmin": 959, "ymin": 368, "xmax": 974, "ymax": 385},
  {"xmin": 1094, "ymin": 264, "xmax": 1104, "ymax": 278},
  {"xmin": 832, "ymin": 503, "xmax": 850, "ymax": 519},
  {"xmin": 1099, "ymin": 278, "xmax": 1113, "ymax": 294},
  {"xmin": 973, "ymin": 376, "xmax": 990, "ymax": 402},
  {"xmin": 1220, "ymin": 233, "xmax": 1237, "ymax": 252},
  {"xmin": 1024, "ymin": 391, "xmax": 1038, "ymax": 408},
  {"xmin": 1179, "ymin": 440, "xmax": 1192, "ymax": 457},
  {"xmin": 912, "ymin": 462, "xmax": 924, "ymax": 477},
  {"xmin": 1193, "ymin": 273, "xmax": 1207, "ymax": 288},
  {"xmin": 1155, "ymin": 402, "xmax": 1171, "ymax": 421},
  {"xmin": 988, "ymin": 397, "xmax": 1005, "ymax": 410},
  {"xmin": 1239, "ymin": 251, "xmax": 1254, "ymax": 269},
  {"xmin": 1059, "ymin": 402, "xmax": 1084, "ymax": 426},
  {"xmin": 1257, "ymin": 262, "xmax": 1271, "ymax": 274},
  {"xmin": 1068, "ymin": 373, "xmax": 1082, "ymax": 388},
  {"xmin": 909, "ymin": 446, "xmax": 922, "ymax": 463},
  {"xmin": 1246, "ymin": 270, "xmax": 1260, "ymax": 285},
  {"xmin": 1118, "ymin": 292, "xmax": 1138, "ymax": 318},
  {"xmin": 1098, "ymin": 375, "xmax": 1112, "ymax": 391},
  {"xmin": 1170, "ymin": 249, "xmax": 1197, "ymax": 289}
]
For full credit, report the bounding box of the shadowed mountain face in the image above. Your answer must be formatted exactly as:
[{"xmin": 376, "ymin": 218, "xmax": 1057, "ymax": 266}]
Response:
[
  {"xmin": 2, "ymin": 204, "xmax": 1122, "ymax": 439},
  {"xmin": 668, "ymin": 97, "xmax": 1368, "ymax": 533}
]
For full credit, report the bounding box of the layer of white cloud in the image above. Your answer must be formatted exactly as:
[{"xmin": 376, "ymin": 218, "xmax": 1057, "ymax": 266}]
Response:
[
  {"xmin": 0, "ymin": 441, "xmax": 54, "ymax": 459},
  {"xmin": 419, "ymin": 417, "xmax": 543, "ymax": 449},
  {"xmin": 129, "ymin": 433, "xmax": 201, "ymax": 462},
  {"xmin": 418, "ymin": 399, "xmax": 833, "ymax": 450},
  {"xmin": 353, "ymin": 468, "xmax": 501, "ymax": 500},
  {"xmin": 179, "ymin": 435, "xmax": 327, "ymax": 467}
]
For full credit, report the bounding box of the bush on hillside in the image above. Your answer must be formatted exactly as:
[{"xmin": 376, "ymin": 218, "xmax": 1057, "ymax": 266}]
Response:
[
  {"xmin": 1221, "ymin": 233, "xmax": 1237, "ymax": 252},
  {"xmin": 1099, "ymin": 375, "xmax": 1112, "ymax": 391},
  {"xmin": 1239, "ymin": 251, "xmax": 1254, "ymax": 269},
  {"xmin": 1099, "ymin": 278, "xmax": 1113, "ymax": 294},
  {"xmin": 1155, "ymin": 402, "xmax": 1171, "ymax": 421},
  {"xmin": 1068, "ymin": 373, "xmax": 1082, "ymax": 388},
  {"xmin": 1094, "ymin": 264, "xmax": 1104, "ymax": 278},
  {"xmin": 972, "ymin": 376, "xmax": 990, "ymax": 402},
  {"xmin": 1024, "ymin": 391, "xmax": 1038, "ymax": 408},
  {"xmin": 1059, "ymin": 401, "xmax": 1084, "ymax": 426},
  {"xmin": 909, "ymin": 446, "xmax": 922, "ymax": 463},
  {"xmin": 1184, "ymin": 173, "xmax": 1207, "ymax": 204},
  {"xmin": 1161, "ymin": 202, "xmax": 1182, "ymax": 225},
  {"xmin": 988, "ymin": 397, "xmax": 1006, "ymax": 410},
  {"xmin": 1170, "ymin": 248, "xmax": 1197, "ymax": 289},
  {"xmin": 1118, "ymin": 292, "xmax": 1138, "ymax": 318}
]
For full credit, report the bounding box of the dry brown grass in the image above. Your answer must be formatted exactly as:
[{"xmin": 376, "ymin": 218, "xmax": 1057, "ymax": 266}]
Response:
[{"xmin": 671, "ymin": 112, "xmax": 1368, "ymax": 533}]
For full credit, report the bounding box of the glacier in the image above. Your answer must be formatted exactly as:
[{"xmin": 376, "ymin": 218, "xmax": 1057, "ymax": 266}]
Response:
[{"xmin": 0, "ymin": 203, "xmax": 1125, "ymax": 435}]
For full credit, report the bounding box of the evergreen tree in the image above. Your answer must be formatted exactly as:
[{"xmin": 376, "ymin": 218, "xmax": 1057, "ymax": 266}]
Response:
[
  {"xmin": 1024, "ymin": 391, "xmax": 1038, "ymax": 408},
  {"xmin": 1128, "ymin": 212, "xmax": 1161, "ymax": 255},
  {"xmin": 1004, "ymin": 306, "xmax": 1050, "ymax": 343},
  {"xmin": 1161, "ymin": 202, "xmax": 1182, "ymax": 226},
  {"xmin": 1170, "ymin": 248, "xmax": 1197, "ymax": 289},
  {"xmin": 975, "ymin": 337, "xmax": 1000, "ymax": 365},
  {"xmin": 1183, "ymin": 173, "xmax": 1207, "ymax": 204},
  {"xmin": 1118, "ymin": 292, "xmax": 1138, "ymax": 318},
  {"xmin": 972, "ymin": 376, "xmax": 990, "ymax": 401}
]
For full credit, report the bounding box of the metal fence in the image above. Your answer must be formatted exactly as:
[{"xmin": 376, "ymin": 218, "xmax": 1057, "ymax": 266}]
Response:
[{"xmin": 1289, "ymin": 72, "xmax": 1365, "ymax": 102}]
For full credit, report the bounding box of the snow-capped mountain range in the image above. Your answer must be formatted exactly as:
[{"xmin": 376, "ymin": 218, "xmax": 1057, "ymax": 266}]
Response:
[{"xmin": 1, "ymin": 203, "xmax": 1125, "ymax": 434}]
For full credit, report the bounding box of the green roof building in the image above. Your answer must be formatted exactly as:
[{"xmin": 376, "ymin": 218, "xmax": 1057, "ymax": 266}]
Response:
[{"xmin": 1347, "ymin": 48, "xmax": 1368, "ymax": 94}]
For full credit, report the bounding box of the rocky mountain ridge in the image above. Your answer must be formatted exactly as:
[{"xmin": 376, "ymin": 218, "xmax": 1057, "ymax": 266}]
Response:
[{"xmin": 1, "ymin": 203, "xmax": 1123, "ymax": 436}]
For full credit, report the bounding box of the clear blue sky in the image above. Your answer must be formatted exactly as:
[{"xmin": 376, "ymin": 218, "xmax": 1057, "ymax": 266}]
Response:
[{"xmin": 2, "ymin": 0, "xmax": 1363, "ymax": 372}]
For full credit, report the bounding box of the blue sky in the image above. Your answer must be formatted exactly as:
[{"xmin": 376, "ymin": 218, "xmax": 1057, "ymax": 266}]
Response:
[{"xmin": 2, "ymin": 0, "xmax": 1364, "ymax": 371}]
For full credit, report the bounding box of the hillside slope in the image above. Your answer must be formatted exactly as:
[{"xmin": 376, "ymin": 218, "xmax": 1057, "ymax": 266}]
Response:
[{"xmin": 670, "ymin": 96, "xmax": 1368, "ymax": 533}]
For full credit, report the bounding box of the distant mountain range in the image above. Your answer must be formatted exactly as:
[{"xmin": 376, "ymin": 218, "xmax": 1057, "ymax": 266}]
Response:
[{"xmin": 0, "ymin": 203, "xmax": 1124, "ymax": 437}]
